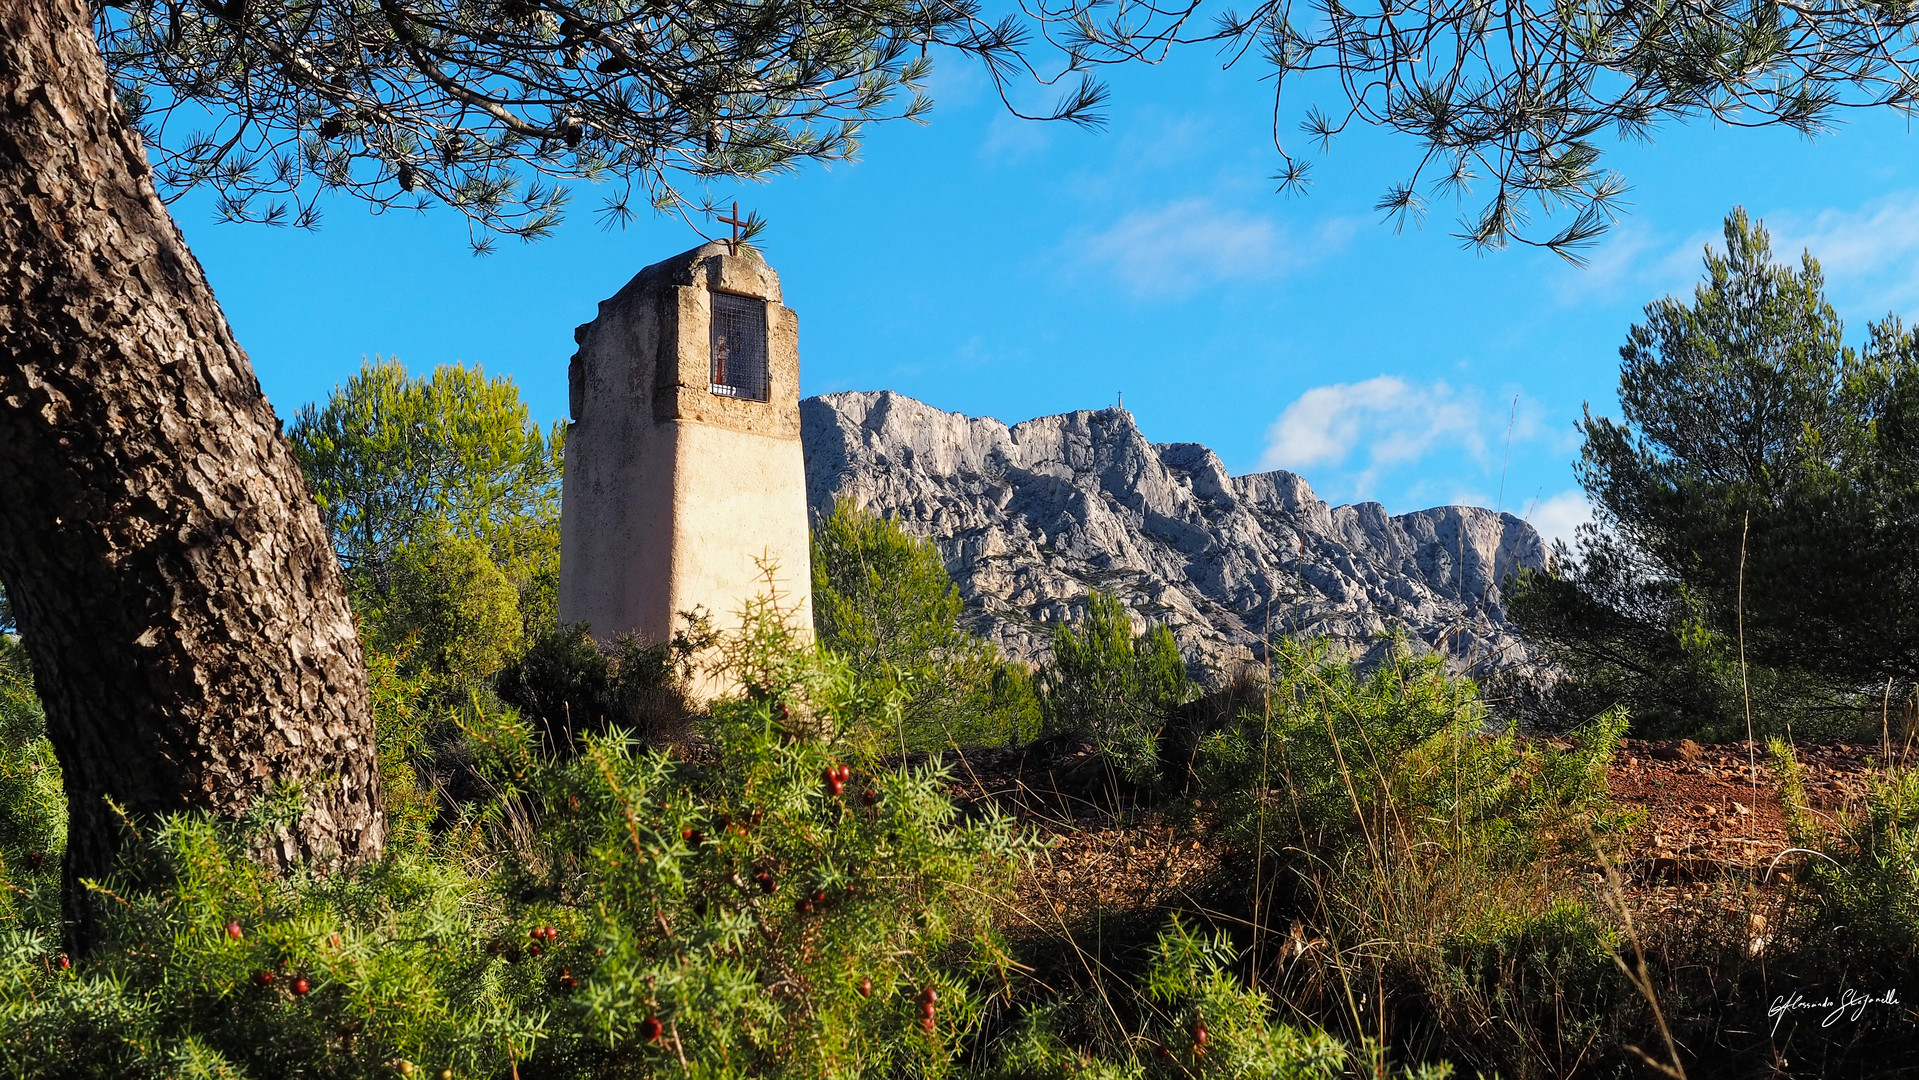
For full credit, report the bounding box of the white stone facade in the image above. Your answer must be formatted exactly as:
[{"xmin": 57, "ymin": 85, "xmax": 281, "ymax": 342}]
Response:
[{"xmin": 560, "ymin": 242, "xmax": 812, "ymax": 695}]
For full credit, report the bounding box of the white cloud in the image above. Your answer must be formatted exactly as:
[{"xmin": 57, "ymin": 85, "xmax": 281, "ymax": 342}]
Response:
[
  {"xmin": 1520, "ymin": 489, "xmax": 1593, "ymax": 547},
  {"xmin": 1553, "ymin": 222, "xmax": 1705, "ymax": 306},
  {"xmin": 1259, "ymin": 376, "xmax": 1489, "ymax": 492},
  {"xmin": 1257, "ymin": 377, "xmax": 1561, "ymax": 505},
  {"xmin": 1073, "ymin": 200, "xmax": 1349, "ymax": 298},
  {"xmin": 1764, "ymin": 196, "xmax": 1919, "ymax": 316},
  {"xmin": 1558, "ymin": 192, "xmax": 1919, "ymax": 318}
]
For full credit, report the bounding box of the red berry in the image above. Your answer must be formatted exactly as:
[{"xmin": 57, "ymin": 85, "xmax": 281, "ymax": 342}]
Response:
[
  {"xmin": 529, "ymin": 927, "xmax": 544, "ymax": 941},
  {"xmin": 836, "ymin": 764, "xmax": 852, "ymax": 783},
  {"xmin": 919, "ymin": 985, "xmax": 937, "ymax": 1004},
  {"xmin": 1193, "ymin": 1022, "xmax": 1208, "ymax": 1046},
  {"xmin": 756, "ymin": 871, "xmax": 776, "ymax": 893},
  {"xmin": 920, "ymin": 1000, "xmax": 936, "ymax": 1019},
  {"xmin": 639, "ymin": 1016, "xmax": 663, "ymax": 1043},
  {"xmin": 56, "ymin": 954, "xmax": 70, "ymax": 971},
  {"xmin": 811, "ymin": 889, "xmax": 827, "ymax": 905},
  {"xmin": 858, "ymin": 978, "xmax": 873, "ymax": 997},
  {"xmin": 920, "ymin": 1015, "xmax": 936, "ymax": 1033},
  {"xmin": 543, "ymin": 926, "xmax": 558, "ymax": 942},
  {"xmin": 225, "ymin": 920, "xmax": 244, "ymax": 941},
  {"xmin": 328, "ymin": 932, "xmax": 341, "ymax": 949},
  {"xmin": 253, "ymin": 969, "xmax": 274, "ymax": 987},
  {"xmin": 860, "ymin": 789, "xmax": 879, "ymax": 807},
  {"xmin": 795, "ymin": 897, "xmax": 813, "ymax": 915},
  {"xmin": 292, "ymin": 977, "xmax": 311, "ymax": 996},
  {"xmin": 528, "ymin": 943, "xmax": 542, "ymax": 957},
  {"xmin": 682, "ymin": 828, "xmax": 703, "ymax": 846},
  {"xmin": 823, "ymin": 768, "xmax": 844, "ymax": 796},
  {"xmin": 558, "ymin": 969, "xmax": 578, "ymax": 991},
  {"xmin": 778, "ymin": 703, "xmax": 791, "ymax": 723}
]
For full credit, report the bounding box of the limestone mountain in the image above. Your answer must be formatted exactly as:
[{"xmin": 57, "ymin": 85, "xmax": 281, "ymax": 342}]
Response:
[{"xmin": 800, "ymin": 390, "xmax": 1553, "ymax": 682}]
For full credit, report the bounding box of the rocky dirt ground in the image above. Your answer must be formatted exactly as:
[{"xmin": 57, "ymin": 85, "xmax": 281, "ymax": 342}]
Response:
[{"xmin": 934, "ymin": 738, "xmax": 1901, "ymax": 930}]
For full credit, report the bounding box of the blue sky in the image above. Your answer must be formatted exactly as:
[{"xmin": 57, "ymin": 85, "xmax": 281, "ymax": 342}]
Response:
[{"xmin": 170, "ymin": 43, "xmax": 1919, "ymax": 546}]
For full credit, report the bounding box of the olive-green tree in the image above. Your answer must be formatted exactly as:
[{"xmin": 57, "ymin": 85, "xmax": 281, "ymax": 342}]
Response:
[
  {"xmin": 811, "ymin": 499, "xmax": 1039, "ymax": 748},
  {"xmin": 1039, "ymin": 590, "xmax": 1193, "ymax": 782},
  {"xmin": 290, "ymin": 358, "xmax": 564, "ymax": 632},
  {"xmin": 1511, "ymin": 208, "xmax": 1919, "ymax": 736},
  {"xmin": 374, "ymin": 534, "xmax": 525, "ymax": 693}
]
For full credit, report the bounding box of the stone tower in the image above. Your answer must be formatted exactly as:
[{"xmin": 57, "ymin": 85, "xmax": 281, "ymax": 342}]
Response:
[{"xmin": 559, "ymin": 241, "xmax": 812, "ymax": 686}]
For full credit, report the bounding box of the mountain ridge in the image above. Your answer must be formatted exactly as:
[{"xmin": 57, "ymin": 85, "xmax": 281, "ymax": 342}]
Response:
[{"xmin": 800, "ymin": 390, "xmax": 1551, "ymax": 682}]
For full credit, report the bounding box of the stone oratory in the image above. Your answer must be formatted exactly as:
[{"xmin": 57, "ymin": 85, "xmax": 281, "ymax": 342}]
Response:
[{"xmin": 558, "ymin": 241, "xmax": 812, "ymax": 693}]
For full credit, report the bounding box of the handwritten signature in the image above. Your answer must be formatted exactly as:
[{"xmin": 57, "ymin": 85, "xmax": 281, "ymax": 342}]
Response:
[{"xmin": 1768, "ymin": 988, "xmax": 1901, "ymax": 1034}]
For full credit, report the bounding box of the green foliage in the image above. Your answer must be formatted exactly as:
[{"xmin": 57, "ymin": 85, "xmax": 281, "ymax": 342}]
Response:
[
  {"xmin": 1511, "ymin": 208, "xmax": 1919, "ymax": 738},
  {"xmin": 1200, "ymin": 638, "xmax": 1628, "ymax": 874},
  {"xmin": 0, "ymin": 582, "xmax": 1382, "ymax": 1079},
  {"xmin": 361, "ymin": 646, "xmax": 443, "ymax": 853},
  {"xmin": 1771, "ymin": 740, "xmax": 1919, "ymax": 962},
  {"xmin": 289, "ymin": 357, "xmax": 563, "ymax": 636},
  {"xmin": 1137, "ymin": 918, "xmax": 1352, "ymax": 1080},
  {"xmin": 1192, "ymin": 639, "xmax": 1631, "ymax": 1076},
  {"xmin": 494, "ymin": 624, "xmax": 688, "ymax": 751},
  {"xmin": 1039, "ymin": 591, "xmax": 1193, "ymax": 784},
  {"xmin": 0, "ymin": 591, "xmax": 1035, "ymax": 1078},
  {"xmin": 987, "ymin": 917, "xmax": 1354, "ymax": 1080},
  {"xmin": 94, "ymin": 0, "xmax": 1082, "ymax": 247},
  {"xmin": 0, "ymin": 638, "xmax": 60, "ymax": 926},
  {"xmin": 372, "ymin": 534, "xmax": 526, "ymax": 696},
  {"xmin": 811, "ymin": 500, "xmax": 1040, "ymax": 749}
]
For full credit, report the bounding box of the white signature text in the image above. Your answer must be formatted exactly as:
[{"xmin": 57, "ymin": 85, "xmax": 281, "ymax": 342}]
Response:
[{"xmin": 1768, "ymin": 987, "xmax": 1901, "ymax": 1035}]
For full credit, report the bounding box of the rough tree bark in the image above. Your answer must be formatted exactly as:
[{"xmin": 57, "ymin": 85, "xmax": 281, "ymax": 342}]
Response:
[{"xmin": 0, "ymin": 0, "xmax": 385, "ymax": 948}]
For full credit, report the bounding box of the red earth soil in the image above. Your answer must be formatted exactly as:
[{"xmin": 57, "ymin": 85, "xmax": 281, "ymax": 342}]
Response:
[{"xmin": 943, "ymin": 739, "xmax": 1898, "ymax": 925}]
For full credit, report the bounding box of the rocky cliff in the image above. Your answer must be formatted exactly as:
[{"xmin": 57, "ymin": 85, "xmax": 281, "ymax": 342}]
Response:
[{"xmin": 800, "ymin": 391, "xmax": 1551, "ymax": 682}]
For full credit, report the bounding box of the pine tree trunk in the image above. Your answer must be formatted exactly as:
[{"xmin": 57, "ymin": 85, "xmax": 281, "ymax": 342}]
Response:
[{"xmin": 0, "ymin": 0, "xmax": 385, "ymax": 949}]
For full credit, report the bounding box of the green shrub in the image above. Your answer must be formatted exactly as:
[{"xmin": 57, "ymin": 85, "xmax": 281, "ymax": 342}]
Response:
[
  {"xmin": 1193, "ymin": 638, "xmax": 1631, "ymax": 1076},
  {"xmin": 1772, "ymin": 740, "xmax": 1919, "ymax": 962},
  {"xmin": 494, "ymin": 624, "xmax": 689, "ymax": 752},
  {"xmin": 0, "ymin": 585, "xmax": 1392, "ymax": 1080},
  {"xmin": 987, "ymin": 917, "xmax": 1357, "ymax": 1080},
  {"xmin": 362, "ymin": 645, "xmax": 442, "ymax": 853},
  {"xmin": 1200, "ymin": 638, "xmax": 1628, "ymax": 868},
  {"xmin": 812, "ymin": 500, "xmax": 1040, "ymax": 749},
  {"xmin": 0, "ymin": 591, "xmax": 1032, "ymax": 1078},
  {"xmin": 369, "ymin": 534, "xmax": 525, "ymax": 696},
  {"xmin": 1038, "ymin": 591, "xmax": 1193, "ymax": 785},
  {"xmin": 0, "ymin": 638, "xmax": 59, "ymax": 926}
]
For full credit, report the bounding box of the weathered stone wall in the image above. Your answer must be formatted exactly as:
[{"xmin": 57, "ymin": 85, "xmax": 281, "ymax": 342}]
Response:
[
  {"xmin": 560, "ymin": 242, "xmax": 813, "ymax": 691},
  {"xmin": 801, "ymin": 390, "xmax": 1550, "ymax": 683}
]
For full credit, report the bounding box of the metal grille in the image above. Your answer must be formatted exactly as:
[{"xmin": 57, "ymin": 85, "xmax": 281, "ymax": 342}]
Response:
[{"xmin": 709, "ymin": 292, "xmax": 769, "ymax": 401}]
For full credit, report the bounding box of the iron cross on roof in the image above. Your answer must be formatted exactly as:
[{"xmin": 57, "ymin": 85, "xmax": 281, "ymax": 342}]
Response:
[{"xmin": 716, "ymin": 202, "xmax": 749, "ymax": 254}]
